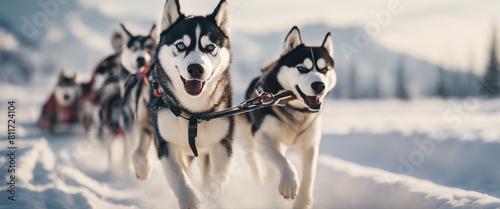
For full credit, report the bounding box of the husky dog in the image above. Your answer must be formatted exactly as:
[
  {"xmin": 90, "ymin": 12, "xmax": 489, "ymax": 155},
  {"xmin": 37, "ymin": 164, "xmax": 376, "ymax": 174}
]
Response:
[
  {"xmin": 81, "ymin": 23, "xmax": 157, "ymax": 163},
  {"xmin": 38, "ymin": 71, "xmax": 81, "ymax": 132},
  {"xmin": 131, "ymin": 0, "xmax": 232, "ymax": 208},
  {"xmin": 114, "ymin": 23, "xmax": 158, "ymax": 94},
  {"xmin": 237, "ymin": 26, "xmax": 336, "ymax": 209}
]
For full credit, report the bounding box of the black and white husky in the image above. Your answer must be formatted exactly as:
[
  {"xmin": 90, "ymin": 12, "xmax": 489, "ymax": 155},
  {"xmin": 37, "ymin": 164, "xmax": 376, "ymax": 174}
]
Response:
[
  {"xmin": 38, "ymin": 71, "xmax": 81, "ymax": 132},
  {"xmin": 82, "ymin": 23, "xmax": 157, "ymax": 163},
  {"xmin": 237, "ymin": 26, "xmax": 336, "ymax": 208},
  {"xmin": 129, "ymin": 0, "xmax": 233, "ymax": 208}
]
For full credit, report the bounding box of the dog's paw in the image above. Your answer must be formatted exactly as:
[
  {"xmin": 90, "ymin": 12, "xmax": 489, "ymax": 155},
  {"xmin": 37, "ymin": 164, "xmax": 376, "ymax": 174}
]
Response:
[
  {"xmin": 132, "ymin": 151, "xmax": 151, "ymax": 180},
  {"xmin": 293, "ymin": 195, "xmax": 313, "ymax": 209},
  {"xmin": 178, "ymin": 189, "xmax": 201, "ymax": 209},
  {"xmin": 279, "ymin": 166, "xmax": 300, "ymax": 199}
]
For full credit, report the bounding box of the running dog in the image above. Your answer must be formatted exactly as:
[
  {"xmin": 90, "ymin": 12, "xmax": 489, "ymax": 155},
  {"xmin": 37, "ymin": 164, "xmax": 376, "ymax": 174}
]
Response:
[
  {"xmin": 237, "ymin": 26, "xmax": 337, "ymax": 209},
  {"xmin": 131, "ymin": 0, "xmax": 233, "ymax": 208},
  {"xmin": 81, "ymin": 23, "xmax": 157, "ymax": 164}
]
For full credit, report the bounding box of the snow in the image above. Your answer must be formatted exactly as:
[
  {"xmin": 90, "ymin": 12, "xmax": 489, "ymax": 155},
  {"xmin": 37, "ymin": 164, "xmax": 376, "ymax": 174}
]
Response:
[
  {"xmin": 319, "ymin": 99, "xmax": 500, "ymax": 198},
  {"xmin": 1, "ymin": 2, "xmax": 499, "ymax": 207},
  {"xmin": 1, "ymin": 92, "xmax": 499, "ymax": 208},
  {"xmin": 321, "ymin": 99, "xmax": 500, "ymax": 141}
]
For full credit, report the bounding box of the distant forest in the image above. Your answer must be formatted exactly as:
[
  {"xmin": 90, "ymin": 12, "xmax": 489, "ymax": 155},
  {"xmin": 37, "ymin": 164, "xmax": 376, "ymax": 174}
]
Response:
[{"xmin": 330, "ymin": 27, "xmax": 500, "ymax": 100}]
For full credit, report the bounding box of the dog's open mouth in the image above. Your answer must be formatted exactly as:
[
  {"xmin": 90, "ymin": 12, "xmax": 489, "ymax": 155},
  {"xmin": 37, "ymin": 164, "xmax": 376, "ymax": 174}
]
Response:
[
  {"xmin": 181, "ymin": 77, "xmax": 206, "ymax": 96},
  {"xmin": 295, "ymin": 85, "xmax": 321, "ymax": 111}
]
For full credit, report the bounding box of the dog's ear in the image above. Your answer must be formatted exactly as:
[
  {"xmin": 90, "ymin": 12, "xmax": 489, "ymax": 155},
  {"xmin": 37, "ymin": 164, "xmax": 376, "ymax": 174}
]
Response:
[
  {"xmin": 322, "ymin": 32, "xmax": 334, "ymax": 58},
  {"xmin": 111, "ymin": 23, "xmax": 132, "ymax": 53},
  {"xmin": 209, "ymin": 0, "xmax": 231, "ymax": 36},
  {"xmin": 61, "ymin": 70, "xmax": 76, "ymax": 79},
  {"xmin": 120, "ymin": 23, "xmax": 133, "ymax": 39},
  {"xmin": 58, "ymin": 70, "xmax": 65, "ymax": 79},
  {"xmin": 149, "ymin": 24, "xmax": 159, "ymax": 42},
  {"xmin": 282, "ymin": 26, "xmax": 303, "ymax": 55},
  {"xmin": 59, "ymin": 70, "xmax": 76, "ymax": 81},
  {"xmin": 111, "ymin": 29, "xmax": 124, "ymax": 53},
  {"xmin": 161, "ymin": 0, "xmax": 183, "ymax": 32}
]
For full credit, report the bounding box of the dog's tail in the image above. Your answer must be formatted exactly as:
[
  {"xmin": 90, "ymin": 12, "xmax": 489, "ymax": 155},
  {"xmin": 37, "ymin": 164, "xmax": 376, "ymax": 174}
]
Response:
[{"xmin": 235, "ymin": 114, "xmax": 265, "ymax": 185}]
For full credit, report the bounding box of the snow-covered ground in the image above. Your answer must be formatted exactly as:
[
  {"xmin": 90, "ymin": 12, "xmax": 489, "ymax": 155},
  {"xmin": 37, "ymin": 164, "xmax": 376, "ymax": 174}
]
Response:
[{"xmin": 1, "ymin": 86, "xmax": 500, "ymax": 208}]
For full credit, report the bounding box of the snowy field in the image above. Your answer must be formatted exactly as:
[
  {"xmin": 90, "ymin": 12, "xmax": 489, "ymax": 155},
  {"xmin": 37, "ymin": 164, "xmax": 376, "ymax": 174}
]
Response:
[{"xmin": 1, "ymin": 85, "xmax": 500, "ymax": 209}]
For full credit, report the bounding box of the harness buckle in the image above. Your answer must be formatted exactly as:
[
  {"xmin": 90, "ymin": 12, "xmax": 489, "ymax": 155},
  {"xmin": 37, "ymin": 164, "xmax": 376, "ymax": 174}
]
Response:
[
  {"xmin": 152, "ymin": 79, "xmax": 163, "ymax": 97},
  {"xmin": 259, "ymin": 92, "xmax": 275, "ymax": 106}
]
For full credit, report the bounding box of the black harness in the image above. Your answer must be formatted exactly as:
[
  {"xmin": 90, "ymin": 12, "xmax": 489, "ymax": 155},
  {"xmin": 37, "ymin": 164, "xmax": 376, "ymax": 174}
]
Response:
[{"xmin": 150, "ymin": 78, "xmax": 296, "ymax": 157}]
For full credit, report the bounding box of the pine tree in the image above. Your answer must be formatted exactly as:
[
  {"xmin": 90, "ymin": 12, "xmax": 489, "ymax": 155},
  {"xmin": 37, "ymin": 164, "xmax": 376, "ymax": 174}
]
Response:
[
  {"xmin": 464, "ymin": 49, "xmax": 478, "ymax": 97},
  {"xmin": 373, "ymin": 74, "xmax": 381, "ymax": 99},
  {"xmin": 436, "ymin": 66, "xmax": 447, "ymax": 98},
  {"xmin": 467, "ymin": 71, "xmax": 479, "ymax": 96},
  {"xmin": 481, "ymin": 26, "xmax": 500, "ymax": 98},
  {"xmin": 349, "ymin": 63, "xmax": 358, "ymax": 99},
  {"xmin": 450, "ymin": 68, "xmax": 461, "ymax": 97},
  {"xmin": 396, "ymin": 58, "xmax": 409, "ymax": 100}
]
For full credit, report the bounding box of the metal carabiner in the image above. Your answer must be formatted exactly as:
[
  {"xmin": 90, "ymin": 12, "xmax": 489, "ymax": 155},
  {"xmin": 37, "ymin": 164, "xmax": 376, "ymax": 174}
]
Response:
[{"xmin": 260, "ymin": 92, "xmax": 275, "ymax": 106}]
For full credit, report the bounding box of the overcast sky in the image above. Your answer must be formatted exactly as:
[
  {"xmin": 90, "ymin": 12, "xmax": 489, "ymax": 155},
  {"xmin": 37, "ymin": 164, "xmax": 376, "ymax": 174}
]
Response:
[{"xmin": 77, "ymin": 0, "xmax": 500, "ymax": 73}]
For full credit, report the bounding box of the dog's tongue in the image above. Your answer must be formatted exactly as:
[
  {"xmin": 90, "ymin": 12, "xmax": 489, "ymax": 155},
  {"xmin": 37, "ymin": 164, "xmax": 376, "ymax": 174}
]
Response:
[
  {"xmin": 184, "ymin": 80, "xmax": 203, "ymax": 96},
  {"xmin": 306, "ymin": 95, "xmax": 321, "ymax": 106}
]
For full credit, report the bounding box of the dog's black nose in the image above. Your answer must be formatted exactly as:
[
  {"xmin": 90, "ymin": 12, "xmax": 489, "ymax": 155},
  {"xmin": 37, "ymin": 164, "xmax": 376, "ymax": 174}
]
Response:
[
  {"xmin": 187, "ymin": 64, "xmax": 204, "ymax": 78},
  {"xmin": 137, "ymin": 57, "xmax": 146, "ymax": 67},
  {"xmin": 64, "ymin": 94, "xmax": 70, "ymax": 100},
  {"xmin": 311, "ymin": 82, "xmax": 325, "ymax": 94}
]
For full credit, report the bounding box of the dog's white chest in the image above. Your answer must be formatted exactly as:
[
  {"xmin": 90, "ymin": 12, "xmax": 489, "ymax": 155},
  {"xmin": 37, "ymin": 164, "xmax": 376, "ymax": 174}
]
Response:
[{"xmin": 157, "ymin": 109, "xmax": 230, "ymax": 150}]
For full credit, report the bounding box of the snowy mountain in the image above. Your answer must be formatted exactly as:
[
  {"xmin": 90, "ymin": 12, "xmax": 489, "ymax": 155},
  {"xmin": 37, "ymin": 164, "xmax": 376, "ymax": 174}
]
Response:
[
  {"xmin": 1, "ymin": 2, "xmax": 478, "ymax": 99},
  {"xmin": 0, "ymin": 0, "xmax": 153, "ymax": 82},
  {"xmin": 0, "ymin": 26, "xmax": 55, "ymax": 85},
  {"xmin": 231, "ymin": 24, "xmax": 479, "ymax": 100}
]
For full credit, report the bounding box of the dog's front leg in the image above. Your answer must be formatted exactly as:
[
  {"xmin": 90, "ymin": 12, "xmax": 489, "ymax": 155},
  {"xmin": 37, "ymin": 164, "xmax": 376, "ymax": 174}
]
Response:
[
  {"xmin": 132, "ymin": 127, "xmax": 153, "ymax": 180},
  {"xmin": 293, "ymin": 144, "xmax": 319, "ymax": 209},
  {"xmin": 160, "ymin": 152, "xmax": 200, "ymax": 209},
  {"xmin": 257, "ymin": 131, "xmax": 299, "ymax": 199},
  {"xmin": 202, "ymin": 139, "xmax": 233, "ymax": 201}
]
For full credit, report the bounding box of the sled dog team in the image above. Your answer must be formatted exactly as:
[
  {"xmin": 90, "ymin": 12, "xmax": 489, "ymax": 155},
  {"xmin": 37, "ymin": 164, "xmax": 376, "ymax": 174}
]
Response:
[{"xmin": 38, "ymin": 0, "xmax": 337, "ymax": 208}]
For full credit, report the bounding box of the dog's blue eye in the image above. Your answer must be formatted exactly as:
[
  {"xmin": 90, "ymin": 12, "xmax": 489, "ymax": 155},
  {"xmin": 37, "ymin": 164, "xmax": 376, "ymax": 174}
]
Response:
[
  {"xmin": 207, "ymin": 44, "xmax": 216, "ymax": 52},
  {"xmin": 176, "ymin": 42, "xmax": 185, "ymax": 50},
  {"xmin": 320, "ymin": 68, "xmax": 328, "ymax": 74},
  {"xmin": 297, "ymin": 66, "xmax": 308, "ymax": 73}
]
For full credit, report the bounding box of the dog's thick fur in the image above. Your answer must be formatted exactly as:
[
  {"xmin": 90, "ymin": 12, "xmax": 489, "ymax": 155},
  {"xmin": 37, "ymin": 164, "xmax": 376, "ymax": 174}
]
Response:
[
  {"xmin": 130, "ymin": 0, "xmax": 233, "ymax": 208},
  {"xmin": 236, "ymin": 26, "xmax": 336, "ymax": 209}
]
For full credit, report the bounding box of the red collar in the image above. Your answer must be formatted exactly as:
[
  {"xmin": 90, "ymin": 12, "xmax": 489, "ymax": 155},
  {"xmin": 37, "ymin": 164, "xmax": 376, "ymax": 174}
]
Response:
[
  {"xmin": 138, "ymin": 65, "xmax": 163, "ymax": 97},
  {"xmin": 152, "ymin": 79, "xmax": 163, "ymax": 97}
]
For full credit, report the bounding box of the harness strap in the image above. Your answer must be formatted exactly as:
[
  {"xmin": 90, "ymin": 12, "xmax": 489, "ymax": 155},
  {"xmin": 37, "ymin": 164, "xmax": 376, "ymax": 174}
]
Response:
[
  {"xmin": 124, "ymin": 65, "xmax": 152, "ymax": 91},
  {"xmin": 253, "ymin": 79, "xmax": 296, "ymax": 103},
  {"xmin": 188, "ymin": 116, "xmax": 199, "ymax": 156},
  {"xmin": 150, "ymin": 76, "xmax": 298, "ymax": 157}
]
